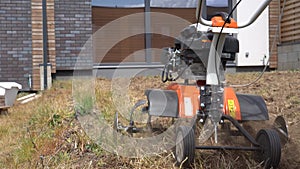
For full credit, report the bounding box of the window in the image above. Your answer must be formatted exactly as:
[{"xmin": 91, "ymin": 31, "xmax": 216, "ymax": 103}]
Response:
[
  {"xmin": 206, "ymin": 0, "xmax": 228, "ymax": 7},
  {"xmin": 92, "ymin": 0, "xmax": 144, "ymax": 8},
  {"xmin": 203, "ymin": 0, "xmax": 232, "ymax": 20},
  {"xmin": 92, "ymin": 0, "xmax": 198, "ymax": 8}
]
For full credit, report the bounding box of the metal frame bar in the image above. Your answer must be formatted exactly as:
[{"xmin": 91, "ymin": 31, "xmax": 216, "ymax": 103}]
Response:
[
  {"xmin": 222, "ymin": 115, "xmax": 260, "ymax": 146},
  {"xmin": 93, "ymin": 63, "xmax": 164, "ymax": 69},
  {"xmin": 144, "ymin": 0, "xmax": 152, "ymax": 63},
  {"xmin": 42, "ymin": 0, "xmax": 48, "ymax": 89},
  {"xmin": 196, "ymin": 146, "xmax": 260, "ymax": 151},
  {"xmin": 206, "ymin": 33, "xmax": 227, "ymax": 85},
  {"xmin": 194, "ymin": 115, "xmax": 261, "ymax": 151}
]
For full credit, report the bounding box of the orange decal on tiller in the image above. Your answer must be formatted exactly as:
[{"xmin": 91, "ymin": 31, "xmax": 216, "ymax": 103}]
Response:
[{"xmin": 223, "ymin": 87, "xmax": 241, "ymax": 120}]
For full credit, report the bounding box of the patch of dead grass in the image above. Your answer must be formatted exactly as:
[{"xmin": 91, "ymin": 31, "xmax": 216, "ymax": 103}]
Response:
[{"xmin": 0, "ymin": 71, "xmax": 299, "ymax": 168}]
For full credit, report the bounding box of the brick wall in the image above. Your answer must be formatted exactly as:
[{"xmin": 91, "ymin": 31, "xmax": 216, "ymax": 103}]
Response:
[
  {"xmin": 0, "ymin": 0, "xmax": 32, "ymax": 90},
  {"xmin": 278, "ymin": 44, "xmax": 300, "ymax": 70},
  {"xmin": 54, "ymin": 0, "xmax": 93, "ymax": 70}
]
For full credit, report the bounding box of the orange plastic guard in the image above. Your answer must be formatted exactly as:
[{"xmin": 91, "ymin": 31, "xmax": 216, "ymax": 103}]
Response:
[
  {"xmin": 211, "ymin": 16, "xmax": 238, "ymax": 28},
  {"xmin": 167, "ymin": 83, "xmax": 200, "ymax": 118},
  {"xmin": 223, "ymin": 87, "xmax": 241, "ymax": 120}
]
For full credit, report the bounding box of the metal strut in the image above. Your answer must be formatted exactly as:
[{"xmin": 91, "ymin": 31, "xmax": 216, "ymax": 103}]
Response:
[
  {"xmin": 195, "ymin": 145, "xmax": 260, "ymax": 151},
  {"xmin": 222, "ymin": 115, "xmax": 260, "ymax": 147},
  {"xmin": 195, "ymin": 115, "xmax": 261, "ymax": 151}
]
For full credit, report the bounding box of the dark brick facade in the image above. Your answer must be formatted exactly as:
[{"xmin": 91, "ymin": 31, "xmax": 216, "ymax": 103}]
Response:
[
  {"xmin": 0, "ymin": 0, "xmax": 93, "ymax": 90},
  {"xmin": 0, "ymin": 0, "xmax": 32, "ymax": 90},
  {"xmin": 55, "ymin": 0, "xmax": 93, "ymax": 70}
]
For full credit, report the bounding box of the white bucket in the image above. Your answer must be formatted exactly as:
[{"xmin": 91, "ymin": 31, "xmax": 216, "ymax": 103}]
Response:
[{"xmin": 0, "ymin": 82, "xmax": 22, "ymax": 107}]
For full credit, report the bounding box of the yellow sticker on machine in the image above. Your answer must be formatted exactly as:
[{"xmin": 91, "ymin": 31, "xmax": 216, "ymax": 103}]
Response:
[{"xmin": 228, "ymin": 99, "xmax": 236, "ymax": 118}]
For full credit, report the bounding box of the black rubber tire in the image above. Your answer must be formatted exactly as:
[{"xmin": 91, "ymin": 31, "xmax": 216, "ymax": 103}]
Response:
[
  {"xmin": 255, "ymin": 129, "xmax": 281, "ymax": 169},
  {"xmin": 175, "ymin": 126, "xmax": 195, "ymax": 168}
]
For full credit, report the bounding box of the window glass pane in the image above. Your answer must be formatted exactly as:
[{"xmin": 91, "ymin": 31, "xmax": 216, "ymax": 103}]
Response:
[
  {"xmin": 151, "ymin": 0, "xmax": 197, "ymax": 8},
  {"xmin": 206, "ymin": 0, "xmax": 228, "ymax": 7},
  {"xmin": 92, "ymin": 0, "xmax": 199, "ymax": 8},
  {"xmin": 92, "ymin": 0, "xmax": 144, "ymax": 7}
]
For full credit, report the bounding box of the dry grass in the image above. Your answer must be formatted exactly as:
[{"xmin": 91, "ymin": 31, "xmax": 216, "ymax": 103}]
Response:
[{"xmin": 0, "ymin": 71, "xmax": 299, "ymax": 168}]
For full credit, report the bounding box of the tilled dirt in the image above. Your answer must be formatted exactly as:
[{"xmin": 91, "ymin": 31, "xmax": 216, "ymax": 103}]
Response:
[
  {"xmin": 122, "ymin": 71, "xmax": 300, "ymax": 168},
  {"xmin": 226, "ymin": 71, "xmax": 300, "ymax": 169}
]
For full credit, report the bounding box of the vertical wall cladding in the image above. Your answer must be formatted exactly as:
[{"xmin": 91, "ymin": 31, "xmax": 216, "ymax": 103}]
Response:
[
  {"xmin": 269, "ymin": 0, "xmax": 280, "ymax": 69},
  {"xmin": 55, "ymin": 0, "xmax": 93, "ymax": 70},
  {"xmin": 0, "ymin": 0, "xmax": 32, "ymax": 90},
  {"xmin": 276, "ymin": 0, "xmax": 300, "ymax": 70},
  {"xmin": 31, "ymin": 0, "xmax": 56, "ymax": 90}
]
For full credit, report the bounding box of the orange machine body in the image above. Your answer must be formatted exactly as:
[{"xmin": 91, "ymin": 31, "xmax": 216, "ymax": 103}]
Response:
[
  {"xmin": 223, "ymin": 87, "xmax": 242, "ymax": 120},
  {"xmin": 167, "ymin": 83, "xmax": 200, "ymax": 118},
  {"xmin": 211, "ymin": 16, "xmax": 238, "ymax": 28},
  {"xmin": 167, "ymin": 83, "xmax": 241, "ymax": 120}
]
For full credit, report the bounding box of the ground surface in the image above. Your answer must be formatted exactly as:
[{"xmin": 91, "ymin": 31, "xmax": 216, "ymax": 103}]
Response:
[{"xmin": 0, "ymin": 71, "xmax": 299, "ymax": 168}]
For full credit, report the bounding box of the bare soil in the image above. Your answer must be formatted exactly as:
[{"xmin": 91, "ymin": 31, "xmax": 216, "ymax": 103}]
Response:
[{"xmin": 227, "ymin": 71, "xmax": 300, "ymax": 169}]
